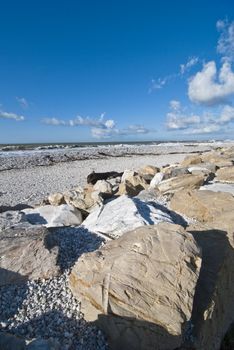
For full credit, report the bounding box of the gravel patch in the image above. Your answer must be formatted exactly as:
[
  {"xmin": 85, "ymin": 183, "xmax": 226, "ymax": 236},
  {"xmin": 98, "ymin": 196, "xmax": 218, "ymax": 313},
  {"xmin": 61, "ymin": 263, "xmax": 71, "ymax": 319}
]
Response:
[{"xmin": 0, "ymin": 227, "xmax": 107, "ymax": 349}]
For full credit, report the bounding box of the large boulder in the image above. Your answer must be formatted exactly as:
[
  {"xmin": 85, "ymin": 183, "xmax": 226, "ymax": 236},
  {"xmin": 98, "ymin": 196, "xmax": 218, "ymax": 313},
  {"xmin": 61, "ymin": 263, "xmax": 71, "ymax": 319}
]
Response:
[
  {"xmin": 0, "ymin": 224, "xmax": 60, "ymax": 286},
  {"xmin": 82, "ymin": 195, "xmax": 185, "ymax": 239},
  {"xmin": 157, "ymin": 174, "xmax": 204, "ymax": 194},
  {"xmin": 23, "ymin": 204, "xmax": 82, "ymax": 228},
  {"xmin": 201, "ymin": 152, "xmax": 233, "ymax": 168},
  {"xmin": 216, "ymin": 166, "xmax": 234, "ymax": 183},
  {"xmin": 69, "ymin": 223, "xmax": 201, "ymax": 350},
  {"xmin": 170, "ymin": 189, "xmax": 234, "ymax": 234}
]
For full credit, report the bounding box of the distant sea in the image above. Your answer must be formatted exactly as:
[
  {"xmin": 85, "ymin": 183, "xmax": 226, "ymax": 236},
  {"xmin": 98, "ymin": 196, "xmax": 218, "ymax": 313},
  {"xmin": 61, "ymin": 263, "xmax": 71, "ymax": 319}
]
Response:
[{"xmin": 0, "ymin": 140, "xmax": 219, "ymax": 153}]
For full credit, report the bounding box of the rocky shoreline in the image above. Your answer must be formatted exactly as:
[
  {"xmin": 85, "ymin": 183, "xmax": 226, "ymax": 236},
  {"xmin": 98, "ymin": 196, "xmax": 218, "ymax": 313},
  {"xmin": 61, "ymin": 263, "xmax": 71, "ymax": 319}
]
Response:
[{"xmin": 1, "ymin": 144, "xmax": 234, "ymax": 349}]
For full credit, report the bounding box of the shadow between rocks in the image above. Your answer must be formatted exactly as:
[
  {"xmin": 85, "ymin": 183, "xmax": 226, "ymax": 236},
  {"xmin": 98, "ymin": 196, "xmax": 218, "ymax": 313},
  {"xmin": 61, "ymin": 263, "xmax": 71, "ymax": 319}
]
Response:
[
  {"xmin": 0, "ymin": 204, "xmax": 33, "ymax": 213},
  {"xmin": 182, "ymin": 229, "xmax": 234, "ymax": 349},
  {"xmin": 0, "ymin": 268, "xmax": 28, "ymax": 321},
  {"xmin": 93, "ymin": 313, "xmax": 182, "ymax": 350},
  {"xmin": 8, "ymin": 310, "xmax": 108, "ymax": 350},
  {"xmin": 132, "ymin": 198, "xmax": 187, "ymax": 227},
  {"xmin": 44, "ymin": 227, "xmax": 105, "ymax": 271}
]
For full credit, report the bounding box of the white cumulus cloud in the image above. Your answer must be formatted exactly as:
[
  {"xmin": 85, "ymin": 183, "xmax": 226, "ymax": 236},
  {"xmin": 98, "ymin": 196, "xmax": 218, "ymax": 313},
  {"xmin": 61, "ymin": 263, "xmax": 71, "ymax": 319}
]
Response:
[
  {"xmin": 0, "ymin": 110, "xmax": 25, "ymax": 121},
  {"xmin": 42, "ymin": 114, "xmax": 151, "ymax": 139},
  {"xmin": 166, "ymin": 100, "xmax": 200, "ymax": 130},
  {"xmin": 188, "ymin": 61, "xmax": 234, "ymax": 105}
]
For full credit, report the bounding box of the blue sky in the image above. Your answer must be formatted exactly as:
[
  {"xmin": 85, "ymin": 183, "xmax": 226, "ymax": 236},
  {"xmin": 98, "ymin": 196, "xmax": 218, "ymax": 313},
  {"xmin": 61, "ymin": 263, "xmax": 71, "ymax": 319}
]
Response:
[{"xmin": 0, "ymin": 0, "xmax": 234, "ymax": 143}]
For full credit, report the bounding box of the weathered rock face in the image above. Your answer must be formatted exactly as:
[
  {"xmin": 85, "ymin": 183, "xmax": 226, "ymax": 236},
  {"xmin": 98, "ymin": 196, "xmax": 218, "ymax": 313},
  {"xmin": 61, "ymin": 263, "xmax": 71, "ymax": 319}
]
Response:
[
  {"xmin": 69, "ymin": 223, "xmax": 201, "ymax": 350},
  {"xmin": 216, "ymin": 166, "xmax": 234, "ymax": 183},
  {"xmin": 0, "ymin": 224, "xmax": 60, "ymax": 286},
  {"xmin": 201, "ymin": 151, "xmax": 233, "ymax": 168},
  {"xmin": 157, "ymin": 174, "xmax": 204, "ymax": 194},
  {"xmin": 23, "ymin": 204, "xmax": 83, "ymax": 228},
  {"xmin": 82, "ymin": 195, "xmax": 185, "ymax": 239},
  {"xmin": 170, "ymin": 189, "xmax": 234, "ymax": 234}
]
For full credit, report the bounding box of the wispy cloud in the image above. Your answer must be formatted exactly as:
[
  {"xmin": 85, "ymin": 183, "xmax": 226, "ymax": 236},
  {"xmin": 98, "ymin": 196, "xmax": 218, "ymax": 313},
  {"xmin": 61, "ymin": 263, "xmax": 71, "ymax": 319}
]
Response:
[
  {"xmin": 16, "ymin": 97, "xmax": 29, "ymax": 109},
  {"xmin": 149, "ymin": 57, "xmax": 199, "ymax": 93},
  {"xmin": 217, "ymin": 19, "xmax": 234, "ymax": 62},
  {"xmin": 180, "ymin": 56, "xmax": 199, "ymax": 75},
  {"xmin": 0, "ymin": 110, "xmax": 25, "ymax": 121},
  {"xmin": 148, "ymin": 74, "xmax": 177, "ymax": 93},
  {"xmin": 188, "ymin": 61, "xmax": 234, "ymax": 106},
  {"xmin": 42, "ymin": 114, "xmax": 152, "ymax": 139}
]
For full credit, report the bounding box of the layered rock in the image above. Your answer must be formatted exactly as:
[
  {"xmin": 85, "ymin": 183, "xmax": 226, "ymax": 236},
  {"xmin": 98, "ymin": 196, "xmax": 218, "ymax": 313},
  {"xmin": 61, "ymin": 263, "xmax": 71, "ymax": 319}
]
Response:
[
  {"xmin": 69, "ymin": 223, "xmax": 201, "ymax": 350},
  {"xmin": 82, "ymin": 194, "xmax": 185, "ymax": 239},
  {"xmin": 157, "ymin": 174, "xmax": 204, "ymax": 194},
  {"xmin": 23, "ymin": 204, "xmax": 83, "ymax": 228},
  {"xmin": 216, "ymin": 166, "xmax": 234, "ymax": 183},
  {"xmin": 201, "ymin": 151, "xmax": 233, "ymax": 168},
  {"xmin": 0, "ymin": 224, "xmax": 60, "ymax": 286},
  {"xmin": 170, "ymin": 189, "xmax": 234, "ymax": 234}
]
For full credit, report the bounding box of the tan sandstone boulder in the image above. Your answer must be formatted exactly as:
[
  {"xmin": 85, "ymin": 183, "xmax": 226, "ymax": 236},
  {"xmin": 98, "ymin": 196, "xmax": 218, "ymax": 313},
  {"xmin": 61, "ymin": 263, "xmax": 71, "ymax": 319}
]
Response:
[
  {"xmin": 181, "ymin": 154, "xmax": 202, "ymax": 167},
  {"xmin": 216, "ymin": 166, "xmax": 234, "ymax": 183},
  {"xmin": 157, "ymin": 174, "xmax": 205, "ymax": 194},
  {"xmin": 201, "ymin": 151, "xmax": 233, "ymax": 168},
  {"xmin": 170, "ymin": 189, "xmax": 234, "ymax": 234},
  {"xmin": 69, "ymin": 223, "xmax": 201, "ymax": 350}
]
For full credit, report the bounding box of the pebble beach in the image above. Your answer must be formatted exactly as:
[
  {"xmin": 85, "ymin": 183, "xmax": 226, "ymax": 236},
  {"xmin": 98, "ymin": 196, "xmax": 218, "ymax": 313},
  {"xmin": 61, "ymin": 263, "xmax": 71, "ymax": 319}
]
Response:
[
  {"xmin": 1, "ymin": 141, "xmax": 232, "ymax": 207},
  {"xmin": 1, "ymin": 140, "xmax": 234, "ymax": 350}
]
